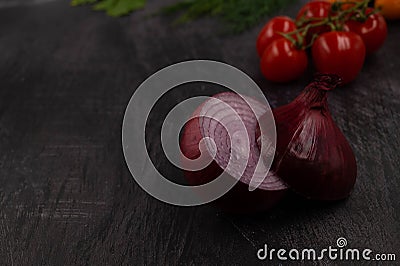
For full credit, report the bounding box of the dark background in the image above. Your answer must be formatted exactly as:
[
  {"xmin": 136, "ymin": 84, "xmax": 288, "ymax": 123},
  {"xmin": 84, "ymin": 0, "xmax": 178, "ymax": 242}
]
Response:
[{"xmin": 0, "ymin": 0, "xmax": 399, "ymax": 265}]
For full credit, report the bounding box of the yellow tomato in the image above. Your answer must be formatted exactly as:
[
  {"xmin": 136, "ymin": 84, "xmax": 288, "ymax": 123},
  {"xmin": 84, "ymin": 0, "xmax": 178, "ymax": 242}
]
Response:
[{"xmin": 375, "ymin": 0, "xmax": 400, "ymax": 20}]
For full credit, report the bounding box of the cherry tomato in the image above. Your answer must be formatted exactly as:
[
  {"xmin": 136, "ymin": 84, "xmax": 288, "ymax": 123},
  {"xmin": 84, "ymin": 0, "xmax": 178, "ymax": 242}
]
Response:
[
  {"xmin": 312, "ymin": 31, "xmax": 366, "ymax": 84},
  {"xmin": 375, "ymin": 0, "xmax": 400, "ymax": 20},
  {"xmin": 297, "ymin": 0, "xmax": 332, "ymax": 20},
  {"xmin": 260, "ymin": 38, "xmax": 308, "ymax": 83},
  {"xmin": 256, "ymin": 16, "xmax": 297, "ymax": 57},
  {"xmin": 296, "ymin": 1, "xmax": 333, "ymax": 45},
  {"xmin": 345, "ymin": 8, "xmax": 387, "ymax": 54}
]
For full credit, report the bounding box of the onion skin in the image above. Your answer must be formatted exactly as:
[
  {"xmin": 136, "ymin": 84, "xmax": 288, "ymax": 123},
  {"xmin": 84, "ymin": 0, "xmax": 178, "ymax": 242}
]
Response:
[
  {"xmin": 258, "ymin": 74, "xmax": 357, "ymax": 201},
  {"xmin": 180, "ymin": 92, "xmax": 287, "ymax": 213}
]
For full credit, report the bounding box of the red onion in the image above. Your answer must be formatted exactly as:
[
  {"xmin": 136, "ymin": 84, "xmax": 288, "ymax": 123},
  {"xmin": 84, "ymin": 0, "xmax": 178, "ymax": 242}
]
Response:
[
  {"xmin": 257, "ymin": 74, "xmax": 357, "ymax": 201},
  {"xmin": 180, "ymin": 92, "xmax": 287, "ymax": 213}
]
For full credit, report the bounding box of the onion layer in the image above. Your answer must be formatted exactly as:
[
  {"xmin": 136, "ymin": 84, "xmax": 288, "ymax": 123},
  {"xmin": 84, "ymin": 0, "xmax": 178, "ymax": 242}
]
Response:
[{"xmin": 180, "ymin": 92, "xmax": 287, "ymax": 213}]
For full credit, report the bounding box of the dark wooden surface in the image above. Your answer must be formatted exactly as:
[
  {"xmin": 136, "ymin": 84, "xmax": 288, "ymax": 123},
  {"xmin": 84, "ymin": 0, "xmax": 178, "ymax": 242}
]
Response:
[{"xmin": 0, "ymin": 0, "xmax": 399, "ymax": 265}]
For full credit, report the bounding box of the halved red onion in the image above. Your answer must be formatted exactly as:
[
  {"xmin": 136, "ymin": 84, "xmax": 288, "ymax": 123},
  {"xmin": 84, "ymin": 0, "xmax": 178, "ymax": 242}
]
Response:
[{"xmin": 180, "ymin": 92, "xmax": 287, "ymax": 213}]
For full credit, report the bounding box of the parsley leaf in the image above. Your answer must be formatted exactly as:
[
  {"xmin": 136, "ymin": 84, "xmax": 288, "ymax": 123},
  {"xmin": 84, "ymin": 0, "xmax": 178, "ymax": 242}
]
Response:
[{"xmin": 71, "ymin": 0, "xmax": 146, "ymax": 17}]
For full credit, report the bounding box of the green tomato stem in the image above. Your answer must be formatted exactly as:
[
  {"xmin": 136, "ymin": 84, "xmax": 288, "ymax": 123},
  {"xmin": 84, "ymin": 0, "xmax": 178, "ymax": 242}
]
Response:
[{"xmin": 282, "ymin": 0, "xmax": 375, "ymax": 50}]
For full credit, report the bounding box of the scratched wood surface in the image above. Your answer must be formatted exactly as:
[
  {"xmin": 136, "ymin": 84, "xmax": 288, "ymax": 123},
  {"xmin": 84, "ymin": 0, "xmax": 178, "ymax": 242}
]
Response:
[{"xmin": 0, "ymin": 0, "xmax": 399, "ymax": 265}]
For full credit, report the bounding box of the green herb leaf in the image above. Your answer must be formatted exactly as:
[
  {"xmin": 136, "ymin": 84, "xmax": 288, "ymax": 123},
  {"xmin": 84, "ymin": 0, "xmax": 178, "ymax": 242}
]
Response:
[
  {"xmin": 71, "ymin": 0, "xmax": 295, "ymax": 33},
  {"xmin": 71, "ymin": 0, "xmax": 146, "ymax": 16},
  {"xmin": 161, "ymin": 0, "xmax": 296, "ymax": 33},
  {"xmin": 71, "ymin": 0, "xmax": 97, "ymax": 6}
]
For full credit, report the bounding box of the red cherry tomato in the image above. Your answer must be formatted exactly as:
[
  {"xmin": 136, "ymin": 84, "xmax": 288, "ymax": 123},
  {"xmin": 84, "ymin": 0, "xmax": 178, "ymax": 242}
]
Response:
[
  {"xmin": 297, "ymin": 0, "xmax": 332, "ymax": 20},
  {"xmin": 256, "ymin": 16, "xmax": 297, "ymax": 57},
  {"xmin": 260, "ymin": 38, "xmax": 308, "ymax": 83},
  {"xmin": 345, "ymin": 8, "xmax": 388, "ymax": 54},
  {"xmin": 326, "ymin": 0, "xmax": 364, "ymax": 10},
  {"xmin": 296, "ymin": 1, "xmax": 333, "ymax": 45},
  {"xmin": 312, "ymin": 31, "xmax": 366, "ymax": 84}
]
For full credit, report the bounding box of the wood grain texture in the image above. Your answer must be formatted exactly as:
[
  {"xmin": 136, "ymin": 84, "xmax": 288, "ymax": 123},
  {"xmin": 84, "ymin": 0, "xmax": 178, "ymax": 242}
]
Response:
[{"xmin": 0, "ymin": 0, "xmax": 399, "ymax": 265}]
